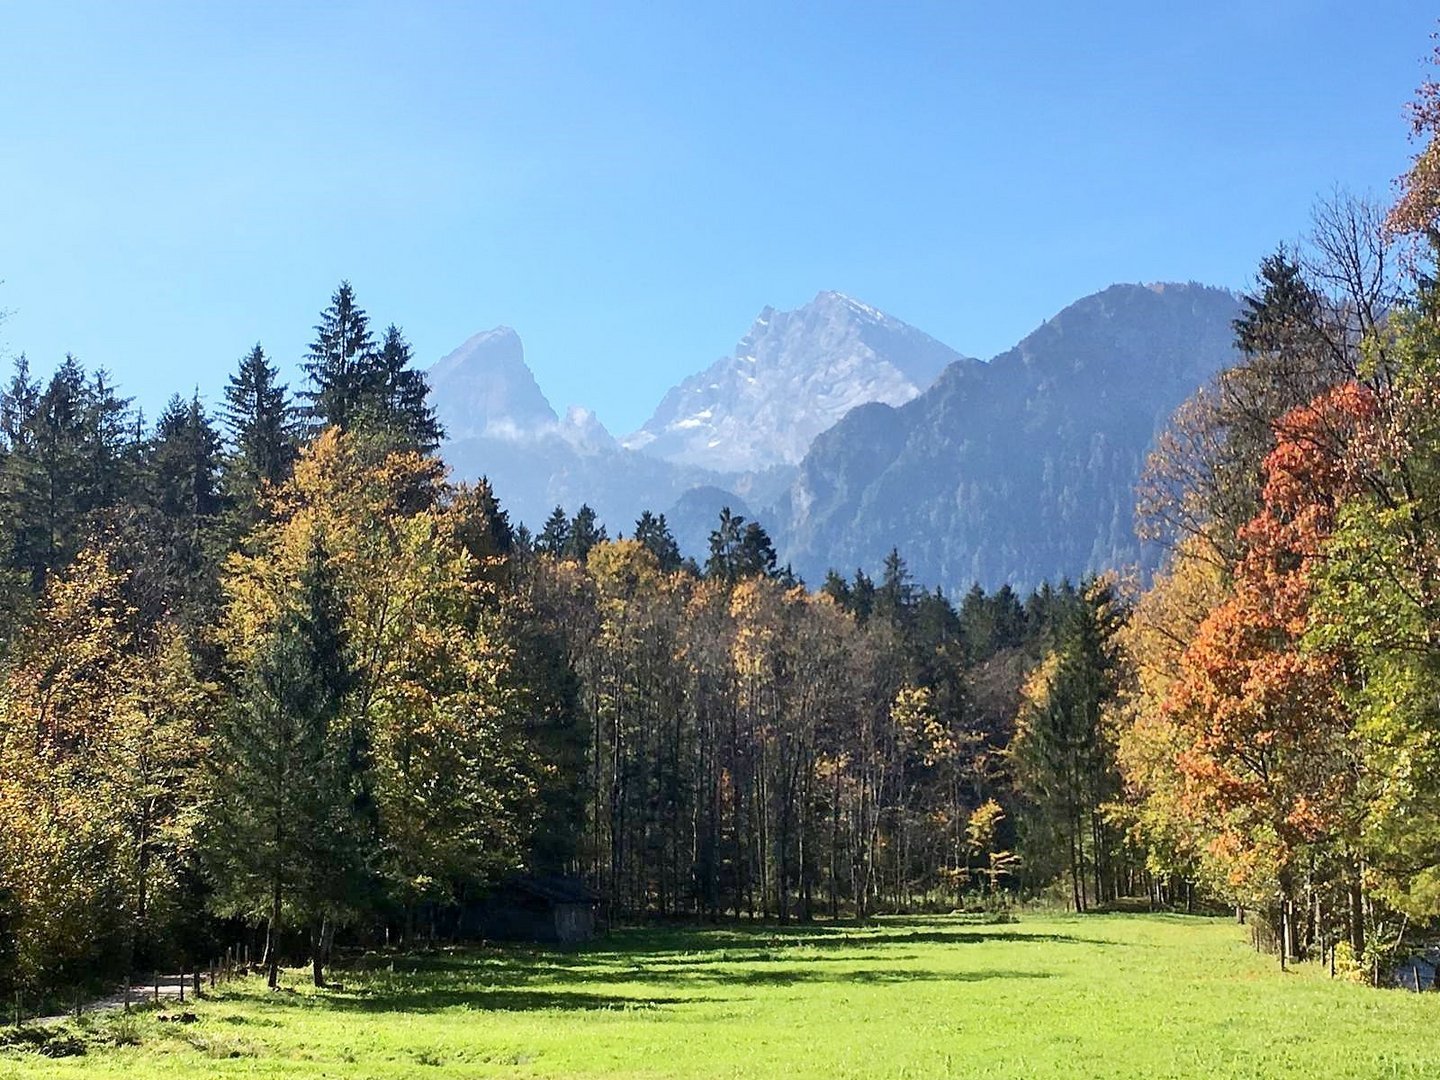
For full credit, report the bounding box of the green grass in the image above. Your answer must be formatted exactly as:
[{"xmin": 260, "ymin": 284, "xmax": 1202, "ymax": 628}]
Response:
[{"xmin": 5, "ymin": 912, "xmax": 1438, "ymax": 1078}]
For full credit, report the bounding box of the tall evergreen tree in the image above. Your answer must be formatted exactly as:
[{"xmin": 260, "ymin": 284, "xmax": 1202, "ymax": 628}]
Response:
[
  {"xmin": 633, "ymin": 510, "xmax": 683, "ymax": 572},
  {"xmin": 0, "ymin": 357, "xmax": 136, "ymax": 584},
  {"xmin": 207, "ymin": 530, "xmax": 358, "ymax": 988},
  {"xmin": 369, "ymin": 324, "xmax": 443, "ymax": 453},
  {"xmin": 820, "ymin": 568, "xmax": 853, "ymax": 609},
  {"xmin": 303, "ymin": 281, "xmax": 376, "ymax": 433},
  {"xmin": 141, "ymin": 394, "xmax": 224, "ymax": 631},
  {"xmin": 221, "ymin": 344, "xmax": 296, "ymax": 503},
  {"xmin": 850, "ymin": 568, "xmax": 876, "ymax": 622},
  {"xmin": 536, "ymin": 506, "xmax": 570, "ymax": 556},
  {"xmin": 874, "ymin": 548, "xmax": 916, "ymax": 627},
  {"xmin": 563, "ymin": 504, "xmax": 607, "ymax": 563},
  {"xmin": 705, "ymin": 507, "xmax": 778, "ymax": 583}
]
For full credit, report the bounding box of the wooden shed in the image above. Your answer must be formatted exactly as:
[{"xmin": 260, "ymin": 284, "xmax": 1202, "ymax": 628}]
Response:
[{"xmin": 468, "ymin": 875, "xmax": 601, "ymax": 944}]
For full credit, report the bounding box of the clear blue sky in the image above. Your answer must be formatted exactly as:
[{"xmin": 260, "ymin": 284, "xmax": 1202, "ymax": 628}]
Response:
[{"xmin": 1, "ymin": 1, "xmax": 1432, "ymax": 434}]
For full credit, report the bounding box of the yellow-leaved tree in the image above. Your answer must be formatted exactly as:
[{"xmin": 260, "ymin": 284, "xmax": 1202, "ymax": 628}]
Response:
[{"xmin": 211, "ymin": 430, "xmax": 537, "ymax": 977}]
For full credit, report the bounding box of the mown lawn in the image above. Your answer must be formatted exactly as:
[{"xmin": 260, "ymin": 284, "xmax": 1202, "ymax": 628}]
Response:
[{"xmin": 4, "ymin": 912, "xmax": 1437, "ymax": 1078}]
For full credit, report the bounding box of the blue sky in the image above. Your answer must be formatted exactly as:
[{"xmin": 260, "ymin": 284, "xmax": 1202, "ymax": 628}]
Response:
[{"xmin": 1, "ymin": 1, "xmax": 1432, "ymax": 434}]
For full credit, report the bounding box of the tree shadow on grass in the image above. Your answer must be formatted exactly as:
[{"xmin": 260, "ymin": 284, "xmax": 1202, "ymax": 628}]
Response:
[
  {"xmin": 249, "ymin": 960, "xmax": 1053, "ymax": 1015},
  {"xmin": 316, "ymin": 923, "xmax": 1114, "ymax": 993},
  {"xmin": 258, "ymin": 916, "xmax": 1097, "ymax": 1018}
]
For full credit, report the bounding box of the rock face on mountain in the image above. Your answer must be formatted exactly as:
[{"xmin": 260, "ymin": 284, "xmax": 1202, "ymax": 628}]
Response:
[
  {"xmin": 429, "ymin": 328, "xmax": 719, "ymax": 535},
  {"xmin": 776, "ymin": 283, "xmax": 1241, "ymax": 592},
  {"xmin": 429, "ymin": 327, "xmax": 558, "ymax": 440},
  {"xmin": 624, "ymin": 291, "xmax": 970, "ymax": 473}
]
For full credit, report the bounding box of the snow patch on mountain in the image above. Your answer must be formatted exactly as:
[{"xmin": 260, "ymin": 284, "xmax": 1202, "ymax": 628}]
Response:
[{"xmin": 623, "ymin": 291, "xmax": 972, "ymax": 473}]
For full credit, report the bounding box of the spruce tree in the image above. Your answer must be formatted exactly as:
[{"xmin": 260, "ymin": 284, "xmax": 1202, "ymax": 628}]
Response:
[
  {"xmin": 536, "ymin": 506, "xmax": 570, "ymax": 556},
  {"xmin": 221, "ymin": 343, "xmax": 296, "ymax": 504},
  {"xmin": 875, "ymin": 547, "xmax": 916, "ymax": 627},
  {"xmin": 820, "ymin": 569, "xmax": 852, "ymax": 609},
  {"xmin": 370, "ymin": 324, "xmax": 443, "ymax": 453},
  {"xmin": 563, "ymin": 504, "xmax": 607, "ymax": 562},
  {"xmin": 633, "ymin": 510, "xmax": 683, "ymax": 572},
  {"xmin": 207, "ymin": 530, "xmax": 357, "ymax": 988},
  {"xmin": 303, "ymin": 281, "xmax": 376, "ymax": 433},
  {"xmin": 850, "ymin": 569, "xmax": 876, "ymax": 622},
  {"xmin": 143, "ymin": 394, "xmax": 224, "ymax": 631},
  {"xmin": 705, "ymin": 507, "xmax": 777, "ymax": 582}
]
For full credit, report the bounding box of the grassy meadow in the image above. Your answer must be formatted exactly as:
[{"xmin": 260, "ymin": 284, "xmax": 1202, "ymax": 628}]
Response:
[{"xmin": 3, "ymin": 912, "xmax": 1437, "ymax": 1079}]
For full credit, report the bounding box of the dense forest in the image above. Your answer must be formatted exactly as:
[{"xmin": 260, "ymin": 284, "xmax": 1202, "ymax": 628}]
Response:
[
  {"xmin": 0, "ymin": 280, "xmax": 1107, "ymax": 997},
  {"xmin": 5, "ymin": 53, "xmax": 1440, "ymax": 1007}
]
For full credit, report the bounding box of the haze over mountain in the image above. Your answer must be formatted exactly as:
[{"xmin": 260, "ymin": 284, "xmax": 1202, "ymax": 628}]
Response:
[
  {"xmin": 430, "ymin": 283, "xmax": 1240, "ymax": 590},
  {"xmin": 624, "ymin": 291, "xmax": 967, "ymax": 473},
  {"xmin": 776, "ymin": 282, "xmax": 1240, "ymax": 592},
  {"xmin": 429, "ymin": 328, "xmax": 725, "ymax": 533},
  {"xmin": 428, "ymin": 327, "xmax": 559, "ymax": 440}
]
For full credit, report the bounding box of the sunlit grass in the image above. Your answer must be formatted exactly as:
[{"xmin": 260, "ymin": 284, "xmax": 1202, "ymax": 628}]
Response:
[{"xmin": 5, "ymin": 912, "xmax": 1438, "ymax": 1078}]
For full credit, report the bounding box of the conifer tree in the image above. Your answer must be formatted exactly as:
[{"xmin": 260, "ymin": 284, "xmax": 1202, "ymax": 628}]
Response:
[
  {"xmin": 563, "ymin": 504, "xmax": 607, "ymax": 562},
  {"xmin": 143, "ymin": 394, "xmax": 224, "ymax": 630},
  {"xmin": 536, "ymin": 506, "xmax": 570, "ymax": 556},
  {"xmin": 633, "ymin": 510, "xmax": 683, "ymax": 572},
  {"xmin": 705, "ymin": 507, "xmax": 778, "ymax": 582},
  {"xmin": 820, "ymin": 568, "xmax": 852, "ymax": 609},
  {"xmin": 303, "ymin": 281, "xmax": 376, "ymax": 433},
  {"xmin": 207, "ymin": 530, "xmax": 357, "ymax": 988},
  {"xmin": 221, "ymin": 344, "xmax": 296, "ymax": 503},
  {"xmin": 369, "ymin": 324, "xmax": 443, "ymax": 453},
  {"xmin": 875, "ymin": 548, "xmax": 916, "ymax": 627}
]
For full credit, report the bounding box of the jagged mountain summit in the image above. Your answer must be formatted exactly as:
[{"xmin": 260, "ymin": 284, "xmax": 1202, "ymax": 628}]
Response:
[
  {"xmin": 775, "ymin": 282, "xmax": 1242, "ymax": 592},
  {"xmin": 623, "ymin": 291, "xmax": 971, "ymax": 473},
  {"xmin": 428, "ymin": 327, "xmax": 560, "ymax": 440},
  {"xmin": 428, "ymin": 327, "xmax": 715, "ymax": 535}
]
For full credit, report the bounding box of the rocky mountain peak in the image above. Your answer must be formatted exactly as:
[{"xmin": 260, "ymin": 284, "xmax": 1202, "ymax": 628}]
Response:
[
  {"xmin": 623, "ymin": 292, "xmax": 972, "ymax": 474},
  {"xmin": 427, "ymin": 326, "xmax": 558, "ymax": 441}
]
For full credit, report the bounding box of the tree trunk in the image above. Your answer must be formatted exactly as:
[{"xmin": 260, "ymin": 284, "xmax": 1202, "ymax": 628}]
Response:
[
  {"xmin": 311, "ymin": 922, "xmax": 327, "ymax": 988},
  {"xmin": 266, "ymin": 873, "xmax": 282, "ymax": 990}
]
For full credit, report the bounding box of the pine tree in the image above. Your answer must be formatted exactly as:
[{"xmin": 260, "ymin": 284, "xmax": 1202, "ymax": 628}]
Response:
[
  {"xmin": 633, "ymin": 510, "xmax": 683, "ymax": 572},
  {"xmin": 874, "ymin": 548, "xmax": 916, "ymax": 627},
  {"xmin": 4, "ymin": 357, "xmax": 136, "ymax": 583},
  {"xmin": 369, "ymin": 324, "xmax": 443, "ymax": 453},
  {"xmin": 207, "ymin": 530, "xmax": 357, "ymax": 988},
  {"xmin": 303, "ymin": 281, "xmax": 376, "ymax": 433},
  {"xmin": 563, "ymin": 504, "xmax": 607, "ymax": 562},
  {"xmin": 0, "ymin": 356, "xmax": 38, "ymax": 449},
  {"xmin": 705, "ymin": 508, "xmax": 778, "ymax": 582},
  {"xmin": 850, "ymin": 569, "xmax": 876, "ymax": 621},
  {"xmin": 537, "ymin": 506, "xmax": 570, "ymax": 556},
  {"xmin": 143, "ymin": 394, "xmax": 224, "ymax": 631},
  {"xmin": 820, "ymin": 569, "xmax": 852, "ymax": 609},
  {"xmin": 221, "ymin": 344, "xmax": 296, "ymax": 503}
]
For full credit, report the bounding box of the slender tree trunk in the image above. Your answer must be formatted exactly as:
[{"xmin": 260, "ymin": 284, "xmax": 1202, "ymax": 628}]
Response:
[
  {"xmin": 267, "ymin": 874, "xmax": 282, "ymax": 990},
  {"xmin": 311, "ymin": 922, "xmax": 326, "ymax": 988}
]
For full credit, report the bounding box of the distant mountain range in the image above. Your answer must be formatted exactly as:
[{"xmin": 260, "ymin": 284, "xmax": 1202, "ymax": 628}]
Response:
[
  {"xmin": 623, "ymin": 291, "xmax": 966, "ymax": 473},
  {"xmin": 428, "ymin": 282, "xmax": 1240, "ymax": 591}
]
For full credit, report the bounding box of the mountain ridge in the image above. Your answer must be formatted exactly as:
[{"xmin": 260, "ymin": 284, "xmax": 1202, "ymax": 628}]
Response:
[
  {"xmin": 776, "ymin": 281, "xmax": 1241, "ymax": 591},
  {"xmin": 622, "ymin": 290, "xmax": 973, "ymax": 473}
]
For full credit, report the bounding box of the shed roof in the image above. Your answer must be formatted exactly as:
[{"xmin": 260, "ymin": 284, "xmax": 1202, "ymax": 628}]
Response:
[{"xmin": 503, "ymin": 874, "xmax": 601, "ymax": 905}]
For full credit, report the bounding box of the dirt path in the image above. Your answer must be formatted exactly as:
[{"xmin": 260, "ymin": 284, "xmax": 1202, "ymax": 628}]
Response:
[{"xmin": 32, "ymin": 975, "xmax": 197, "ymax": 1024}]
